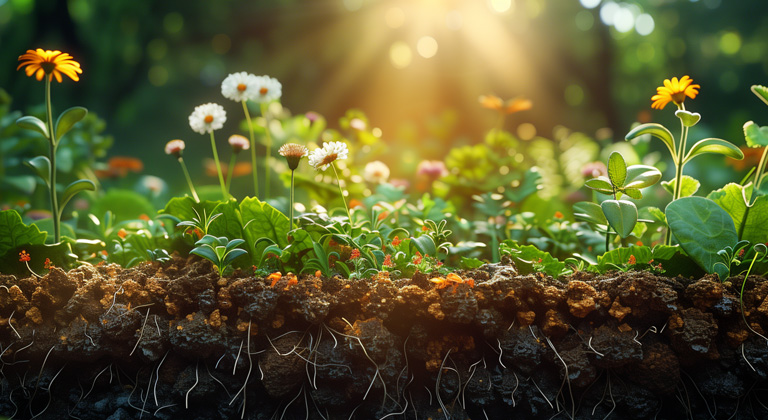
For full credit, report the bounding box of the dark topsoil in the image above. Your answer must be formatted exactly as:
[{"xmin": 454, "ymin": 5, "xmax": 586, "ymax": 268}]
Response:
[{"xmin": 1, "ymin": 256, "xmax": 768, "ymax": 419}]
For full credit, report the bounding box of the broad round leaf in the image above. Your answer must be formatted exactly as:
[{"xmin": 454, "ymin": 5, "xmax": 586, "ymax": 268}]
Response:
[
  {"xmin": 601, "ymin": 199, "xmax": 638, "ymax": 238},
  {"xmin": 666, "ymin": 197, "xmax": 738, "ymax": 274},
  {"xmin": 743, "ymin": 121, "xmax": 768, "ymax": 148},
  {"xmin": 585, "ymin": 177, "xmax": 613, "ymax": 194},
  {"xmin": 683, "ymin": 138, "xmax": 744, "ymax": 165},
  {"xmin": 625, "ymin": 164, "xmax": 662, "ymax": 189},
  {"xmin": 16, "ymin": 115, "xmax": 49, "ymax": 138},
  {"xmin": 674, "ymin": 110, "xmax": 701, "ymax": 128},
  {"xmin": 573, "ymin": 201, "xmax": 607, "ymax": 225},
  {"xmin": 608, "ymin": 152, "xmax": 627, "ymax": 188},
  {"xmin": 24, "ymin": 156, "xmax": 51, "ymax": 187},
  {"xmin": 625, "ymin": 123, "xmax": 677, "ymax": 161},
  {"xmin": 55, "ymin": 106, "xmax": 88, "ymax": 140},
  {"xmin": 622, "ymin": 188, "xmax": 642, "ymax": 200},
  {"xmin": 661, "ymin": 175, "xmax": 700, "ymax": 198}
]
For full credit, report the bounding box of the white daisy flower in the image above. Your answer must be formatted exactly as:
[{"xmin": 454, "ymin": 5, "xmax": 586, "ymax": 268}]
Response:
[
  {"xmin": 189, "ymin": 103, "xmax": 226, "ymax": 134},
  {"xmin": 363, "ymin": 160, "xmax": 390, "ymax": 184},
  {"xmin": 221, "ymin": 72, "xmax": 259, "ymax": 102},
  {"xmin": 164, "ymin": 139, "xmax": 185, "ymax": 158},
  {"xmin": 308, "ymin": 141, "xmax": 349, "ymax": 171},
  {"xmin": 228, "ymin": 134, "xmax": 250, "ymax": 153},
  {"xmin": 254, "ymin": 75, "xmax": 282, "ymax": 103}
]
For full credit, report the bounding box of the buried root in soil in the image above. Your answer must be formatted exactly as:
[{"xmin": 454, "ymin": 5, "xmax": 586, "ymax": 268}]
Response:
[{"xmin": 1, "ymin": 255, "xmax": 768, "ymax": 419}]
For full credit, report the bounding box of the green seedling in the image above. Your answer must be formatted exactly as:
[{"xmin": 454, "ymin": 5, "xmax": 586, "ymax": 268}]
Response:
[
  {"xmin": 190, "ymin": 234, "xmax": 248, "ymax": 277},
  {"xmin": 577, "ymin": 151, "xmax": 661, "ymax": 251}
]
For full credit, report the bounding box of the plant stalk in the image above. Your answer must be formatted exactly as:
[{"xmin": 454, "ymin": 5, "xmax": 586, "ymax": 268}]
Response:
[
  {"xmin": 666, "ymin": 103, "xmax": 689, "ymax": 246},
  {"xmin": 331, "ymin": 162, "xmax": 352, "ymax": 231},
  {"xmin": 178, "ymin": 157, "xmax": 200, "ymax": 202},
  {"xmin": 289, "ymin": 170, "xmax": 295, "ymax": 227},
  {"xmin": 45, "ymin": 78, "xmax": 60, "ymax": 243},
  {"xmin": 209, "ymin": 131, "xmax": 228, "ymax": 200},
  {"xmin": 261, "ymin": 103, "xmax": 274, "ymax": 199},
  {"xmin": 242, "ymin": 100, "xmax": 259, "ymax": 198}
]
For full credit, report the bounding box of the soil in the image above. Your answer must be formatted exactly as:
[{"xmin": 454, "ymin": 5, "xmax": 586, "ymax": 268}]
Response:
[{"xmin": 1, "ymin": 256, "xmax": 767, "ymax": 419}]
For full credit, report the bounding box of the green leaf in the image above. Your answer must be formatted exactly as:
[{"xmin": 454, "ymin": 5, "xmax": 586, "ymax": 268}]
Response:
[
  {"xmin": 499, "ymin": 240, "xmax": 568, "ymax": 278},
  {"xmin": 239, "ymin": 197, "xmax": 291, "ymax": 266},
  {"xmin": 601, "ymin": 200, "xmax": 638, "ymax": 238},
  {"xmin": 504, "ymin": 168, "xmax": 543, "ymax": 203},
  {"xmin": 751, "ymin": 85, "xmax": 768, "ymax": 107},
  {"xmin": 707, "ymin": 183, "xmax": 768, "ymax": 244},
  {"xmin": 0, "ymin": 210, "xmax": 47, "ymax": 256},
  {"xmin": 411, "ymin": 234, "xmax": 438, "ymax": 258},
  {"xmin": 16, "ymin": 115, "xmax": 49, "ymax": 138},
  {"xmin": 598, "ymin": 246, "xmax": 653, "ymax": 270},
  {"xmin": 209, "ymin": 201, "xmax": 243, "ymax": 242},
  {"xmin": 674, "ymin": 110, "xmax": 701, "ymax": 127},
  {"xmin": 55, "ymin": 106, "xmax": 87, "ymax": 140},
  {"xmin": 666, "ymin": 197, "xmax": 738, "ymax": 274},
  {"xmin": 460, "ymin": 257, "xmax": 485, "ymax": 269},
  {"xmin": 573, "ymin": 201, "xmax": 607, "ymax": 225},
  {"xmin": 191, "ymin": 245, "xmax": 219, "ymax": 264},
  {"xmin": 59, "ymin": 179, "xmax": 96, "ymax": 215},
  {"xmin": 624, "ymin": 165, "xmax": 662, "ymax": 189},
  {"xmin": 607, "ymin": 152, "xmax": 627, "ymax": 188},
  {"xmin": 0, "ymin": 242, "xmax": 76, "ymax": 277},
  {"xmin": 25, "ymin": 156, "xmax": 51, "ymax": 187},
  {"xmin": 743, "ymin": 121, "xmax": 768, "ymax": 148},
  {"xmin": 661, "ymin": 175, "xmax": 700, "ymax": 198},
  {"xmin": 32, "ymin": 218, "xmax": 76, "ymax": 242},
  {"xmin": 683, "ymin": 138, "xmax": 744, "ymax": 165},
  {"xmin": 585, "ymin": 177, "xmax": 613, "ymax": 194},
  {"xmin": 625, "ymin": 123, "xmax": 677, "ymax": 161},
  {"xmin": 622, "ymin": 188, "xmax": 642, "ymax": 200},
  {"xmin": 92, "ymin": 189, "xmax": 158, "ymax": 222}
]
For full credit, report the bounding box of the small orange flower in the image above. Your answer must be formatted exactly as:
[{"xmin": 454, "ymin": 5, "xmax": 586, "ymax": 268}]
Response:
[
  {"xmin": 44, "ymin": 258, "xmax": 52, "ymax": 269},
  {"xmin": 117, "ymin": 229, "xmax": 127, "ymax": 239},
  {"xmin": 554, "ymin": 211, "xmax": 564, "ymax": 219},
  {"xmin": 479, "ymin": 95, "xmax": 532, "ymax": 114},
  {"xmin": 315, "ymin": 270, "xmax": 322, "ymax": 277},
  {"xmin": 350, "ymin": 249, "xmax": 361, "ymax": 260},
  {"xmin": 19, "ymin": 250, "xmax": 31, "ymax": 262},
  {"xmin": 391, "ymin": 237, "xmax": 402, "ymax": 247},
  {"xmin": 139, "ymin": 214, "xmax": 151, "ymax": 222},
  {"xmin": 383, "ymin": 254, "xmax": 393, "ymax": 267},
  {"xmin": 17, "ymin": 49, "xmax": 82, "ymax": 82},
  {"xmin": 651, "ymin": 76, "xmax": 700, "ymax": 110},
  {"xmin": 628, "ymin": 255, "xmax": 637, "ymax": 265}
]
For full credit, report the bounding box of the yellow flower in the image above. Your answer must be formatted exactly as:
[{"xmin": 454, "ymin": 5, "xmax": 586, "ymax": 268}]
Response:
[
  {"xmin": 479, "ymin": 95, "xmax": 532, "ymax": 114},
  {"xmin": 651, "ymin": 76, "xmax": 699, "ymax": 110},
  {"xmin": 17, "ymin": 49, "xmax": 82, "ymax": 83}
]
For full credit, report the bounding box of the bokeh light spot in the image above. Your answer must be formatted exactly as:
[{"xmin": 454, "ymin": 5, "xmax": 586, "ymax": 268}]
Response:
[
  {"xmin": 580, "ymin": 0, "xmax": 601, "ymax": 8},
  {"xmin": 575, "ymin": 10, "xmax": 594, "ymax": 31},
  {"xmin": 147, "ymin": 39, "xmax": 168, "ymax": 61},
  {"xmin": 389, "ymin": 41, "xmax": 412, "ymax": 69},
  {"xmin": 636, "ymin": 43, "xmax": 655, "ymax": 62},
  {"xmin": 417, "ymin": 36, "xmax": 438, "ymax": 58},
  {"xmin": 212, "ymin": 34, "xmax": 231, "ymax": 54},
  {"xmin": 565, "ymin": 84, "xmax": 585, "ymax": 106},
  {"xmin": 488, "ymin": 0, "xmax": 513, "ymax": 13},
  {"xmin": 517, "ymin": 123, "xmax": 537, "ymax": 141},
  {"xmin": 343, "ymin": 0, "xmax": 363, "ymax": 12},
  {"xmin": 148, "ymin": 65, "xmax": 168, "ymax": 86},
  {"xmin": 719, "ymin": 32, "xmax": 741, "ymax": 55},
  {"xmin": 635, "ymin": 13, "xmax": 654, "ymax": 35},
  {"xmin": 445, "ymin": 10, "xmax": 463, "ymax": 30},
  {"xmin": 68, "ymin": 0, "xmax": 91, "ymax": 22},
  {"xmin": 163, "ymin": 12, "xmax": 184, "ymax": 34},
  {"xmin": 384, "ymin": 7, "xmax": 405, "ymax": 29},
  {"xmin": 613, "ymin": 7, "xmax": 634, "ymax": 33},
  {"xmin": 599, "ymin": 2, "xmax": 619, "ymax": 25}
]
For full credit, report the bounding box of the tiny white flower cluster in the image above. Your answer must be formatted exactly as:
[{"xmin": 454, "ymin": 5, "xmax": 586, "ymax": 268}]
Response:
[{"xmin": 221, "ymin": 72, "xmax": 282, "ymax": 104}]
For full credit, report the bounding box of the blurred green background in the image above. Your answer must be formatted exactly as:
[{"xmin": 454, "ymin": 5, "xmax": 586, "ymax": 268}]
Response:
[{"xmin": 1, "ymin": 0, "xmax": 767, "ymax": 194}]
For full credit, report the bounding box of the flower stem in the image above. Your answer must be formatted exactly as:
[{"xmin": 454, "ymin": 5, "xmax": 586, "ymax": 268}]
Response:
[
  {"xmin": 666, "ymin": 103, "xmax": 689, "ymax": 246},
  {"xmin": 209, "ymin": 131, "xmax": 228, "ymax": 200},
  {"xmin": 242, "ymin": 100, "xmax": 259, "ymax": 198},
  {"xmin": 45, "ymin": 78, "xmax": 60, "ymax": 243},
  {"xmin": 261, "ymin": 103, "xmax": 274, "ymax": 200},
  {"xmin": 331, "ymin": 162, "xmax": 352, "ymax": 229},
  {"xmin": 178, "ymin": 157, "xmax": 200, "ymax": 202},
  {"xmin": 289, "ymin": 170, "xmax": 295, "ymax": 227},
  {"xmin": 225, "ymin": 153, "xmax": 237, "ymax": 195}
]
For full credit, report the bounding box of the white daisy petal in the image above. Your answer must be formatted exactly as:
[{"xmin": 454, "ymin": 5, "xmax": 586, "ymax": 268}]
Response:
[
  {"xmin": 253, "ymin": 75, "xmax": 282, "ymax": 103},
  {"xmin": 308, "ymin": 141, "xmax": 349, "ymax": 171},
  {"xmin": 221, "ymin": 72, "xmax": 259, "ymax": 102}
]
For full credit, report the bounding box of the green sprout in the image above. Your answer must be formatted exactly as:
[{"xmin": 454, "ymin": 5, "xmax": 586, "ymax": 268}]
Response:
[
  {"xmin": 190, "ymin": 234, "xmax": 248, "ymax": 277},
  {"xmin": 577, "ymin": 151, "xmax": 661, "ymax": 251}
]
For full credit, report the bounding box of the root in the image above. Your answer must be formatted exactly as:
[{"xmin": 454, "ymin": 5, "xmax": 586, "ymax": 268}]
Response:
[
  {"xmin": 129, "ymin": 308, "xmax": 151, "ymax": 356},
  {"xmin": 185, "ymin": 360, "xmax": 199, "ymax": 409},
  {"xmin": 546, "ymin": 336, "xmax": 575, "ymax": 419}
]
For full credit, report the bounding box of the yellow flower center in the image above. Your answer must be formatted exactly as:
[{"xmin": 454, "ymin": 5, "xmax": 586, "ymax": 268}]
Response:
[
  {"xmin": 320, "ymin": 153, "xmax": 338, "ymax": 166},
  {"xmin": 204, "ymin": 115, "xmax": 214, "ymax": 123},
  {"xmin": 671, "ymin": 92, "xmax": 686, "ymax": 104},
  {"xmin": 237, "ymin": 83, "xmax": 247, "ymax": 92},
  {"xmin": 260, "ymin": 87, "xmax": 268, "ymax": 95}
]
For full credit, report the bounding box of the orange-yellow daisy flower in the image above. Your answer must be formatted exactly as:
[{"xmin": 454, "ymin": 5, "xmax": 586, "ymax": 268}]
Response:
[
  {"xmin": 650, "ymin": 76, "xmax": 699, "ymax": 110},
  {"xmin": 17, "ymin": 49, "xmax": 82, "ymax": 83}
]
